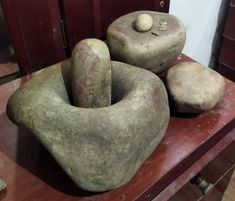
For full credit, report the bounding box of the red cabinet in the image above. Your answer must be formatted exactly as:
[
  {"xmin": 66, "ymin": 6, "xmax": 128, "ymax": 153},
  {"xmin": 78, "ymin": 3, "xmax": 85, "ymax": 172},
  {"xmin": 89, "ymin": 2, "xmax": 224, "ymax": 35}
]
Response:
[
  {"xmin": 218, "ymin": 1, "xmax": 235, "ymax": 81},
  {"xmin": 0, "ymin": 0, "xmax": 169, "ymax": 73},
  {"xmin": 0, "ymin": 0, "xmax": 66, "ymax": 73},
  {"xmin": 63, "ymin": 0, "xmax": 169, "ymax": 50}
]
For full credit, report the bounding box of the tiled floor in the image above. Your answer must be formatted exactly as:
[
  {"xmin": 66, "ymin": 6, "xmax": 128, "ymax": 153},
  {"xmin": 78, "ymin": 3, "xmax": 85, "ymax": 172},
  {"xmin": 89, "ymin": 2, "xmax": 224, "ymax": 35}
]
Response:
[
  {"xmin": 0, "ymin": 62, "xmax": 19, "ymax": 85},
  {"xmin": 0, "ymin": 46, "xmax": 20, "ymax": 85},
  {"xmin": 0, "ymin": 62, "xmax": 19, "ymax": 77}
]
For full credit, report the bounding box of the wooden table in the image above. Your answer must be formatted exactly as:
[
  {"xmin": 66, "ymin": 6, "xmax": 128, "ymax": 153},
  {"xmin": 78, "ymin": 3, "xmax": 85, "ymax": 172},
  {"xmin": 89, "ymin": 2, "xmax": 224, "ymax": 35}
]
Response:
[{"xmin": 0, "ymin": 57, "xmax": 235, "ymax": 201}]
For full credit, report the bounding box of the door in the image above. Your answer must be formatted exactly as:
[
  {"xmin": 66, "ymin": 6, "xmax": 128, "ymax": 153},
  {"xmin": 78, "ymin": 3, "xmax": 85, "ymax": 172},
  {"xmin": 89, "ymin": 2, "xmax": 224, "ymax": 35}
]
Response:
[
  {"xmin": 0, "ymin": 0, "xmax": 170, "ymax": 73},
  {"xmin": 63, "ymin": 0, "xmax": 170, "ymax": 53},
  {"xmin": 0, "ymin": 0, "xmax": 66, "ymax": 73}
]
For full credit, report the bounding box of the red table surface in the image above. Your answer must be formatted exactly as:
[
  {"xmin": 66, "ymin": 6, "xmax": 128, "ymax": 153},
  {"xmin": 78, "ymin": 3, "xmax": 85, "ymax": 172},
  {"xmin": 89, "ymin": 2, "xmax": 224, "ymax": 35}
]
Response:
[{"xmin": 0, "ymin": 56, "xmax": 235, "ymax": 201}]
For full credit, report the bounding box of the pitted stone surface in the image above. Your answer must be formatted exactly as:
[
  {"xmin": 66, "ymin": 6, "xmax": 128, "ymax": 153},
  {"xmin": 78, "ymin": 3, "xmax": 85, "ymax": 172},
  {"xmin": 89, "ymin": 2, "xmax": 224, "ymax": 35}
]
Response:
[
  {"xmin": 107, "ymin": 11, "xmax": 186, "ymax": 73},
  {"xmin": 7, "ymin": 59, "xmax": 170, "ymax": 192},
  {"xmin": 71, "ymin": 39, "xmax": 111, "ymax": 108},
  {"xmin": 166, "ymin": 62, "xmax": 225, "ymax": 113}
]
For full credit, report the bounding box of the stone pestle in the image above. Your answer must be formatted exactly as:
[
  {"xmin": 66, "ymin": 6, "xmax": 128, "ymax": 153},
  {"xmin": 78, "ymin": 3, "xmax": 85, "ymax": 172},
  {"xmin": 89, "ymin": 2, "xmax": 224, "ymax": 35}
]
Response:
[{"xmin": 71, "ymin": 39, "xmax": 112, "ymax": 108}]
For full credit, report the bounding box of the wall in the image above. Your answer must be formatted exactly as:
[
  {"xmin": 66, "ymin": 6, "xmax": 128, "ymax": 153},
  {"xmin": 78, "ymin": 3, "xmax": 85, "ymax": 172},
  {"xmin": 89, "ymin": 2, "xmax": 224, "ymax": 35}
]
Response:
[
  {"xmin": 0, "ymin": 5, "xmax": 11, "ymax": 48},
  {"xmin": 169, "ymin": 0, "xmax": 224, "ymax": 66}
]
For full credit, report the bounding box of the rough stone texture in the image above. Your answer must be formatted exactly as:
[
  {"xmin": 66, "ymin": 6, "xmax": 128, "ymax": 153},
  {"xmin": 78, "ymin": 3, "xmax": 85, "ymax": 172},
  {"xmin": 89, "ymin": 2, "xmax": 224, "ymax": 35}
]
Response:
[
  {"xmin": 107, "ymin": 11, "xmax": 186, "ymax": 74},
  {"xmin": 71, "ymin": 39, "xmax": 111, "ymax": 108},
  {"xmin": 166, "ymin": 62, "xmax": 225, "ymax": 113},
  {"xmin": 7, "ymin": 59, "xmax": 170, "ymax": 192}
]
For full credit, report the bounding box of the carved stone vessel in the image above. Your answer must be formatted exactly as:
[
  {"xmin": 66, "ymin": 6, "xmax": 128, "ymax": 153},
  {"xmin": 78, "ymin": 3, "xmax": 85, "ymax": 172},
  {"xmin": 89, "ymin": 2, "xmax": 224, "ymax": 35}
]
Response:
[
  {"xmin": 7, "ymin": 44, "xmax": 170, "ymax": 191},
  {"xmin": 107, "ymin": 10, "xmax": 186, "ymax": 73}
]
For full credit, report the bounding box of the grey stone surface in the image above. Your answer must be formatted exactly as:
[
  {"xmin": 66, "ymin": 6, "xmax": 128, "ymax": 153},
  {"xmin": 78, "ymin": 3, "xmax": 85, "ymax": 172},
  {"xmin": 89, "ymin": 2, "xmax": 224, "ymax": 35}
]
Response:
[
  {"xmin": 71, "ymin": 39, "xmax": 111, "ymax": 108},
  {"xmin": 107, "ymin": 11, "xmax": 186, "ymax": 73},
  {"xmin": 7, "ymin": 59, "xmax": 170, "ymax": 192},
  {"xmin": 166, "ymin": 62, "xmax": 225, "ymax": 113}
]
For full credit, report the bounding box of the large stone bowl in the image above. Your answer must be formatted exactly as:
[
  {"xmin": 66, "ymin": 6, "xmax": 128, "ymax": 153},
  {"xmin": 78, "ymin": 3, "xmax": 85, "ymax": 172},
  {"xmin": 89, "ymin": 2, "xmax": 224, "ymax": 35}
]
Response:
[
  {"xmin": 107, "ymin": 11, "xmax": 186, "ymax": 73},
  {"xmin": 7, "ymin": 59, "xmax": 170, "ymax": 192}
]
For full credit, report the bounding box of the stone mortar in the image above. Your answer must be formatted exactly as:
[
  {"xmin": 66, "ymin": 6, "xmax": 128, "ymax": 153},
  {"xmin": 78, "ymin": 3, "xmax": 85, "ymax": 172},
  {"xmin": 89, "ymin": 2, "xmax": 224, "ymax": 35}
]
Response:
[{"xmin": 7, "ymin": 59, "xmax": 170, "ymax": 192}]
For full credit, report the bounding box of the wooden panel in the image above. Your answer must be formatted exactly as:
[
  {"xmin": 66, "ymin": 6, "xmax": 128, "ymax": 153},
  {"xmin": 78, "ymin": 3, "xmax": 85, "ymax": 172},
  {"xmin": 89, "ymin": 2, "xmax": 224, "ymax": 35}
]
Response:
[
  {"xmin": 219, "ymin": 37, "xmax": 235, "ymax": 68},
  {"xmin": 99, "ymin": 0, "xmax": 169, "ymax": 38},
  {"xmin": 201, "ymin": 167, "xmax": 235, "ymax": 201},
  {"xmin": 0, "ymin": 0, "xmax": 66, "ymax": 73},
  {"xmin": 218, "ymin": 63, "xmax": 235, "ymax": 82},
  {"xmin": 168, "ymin": 183, "xmax": 202, "ymax": 201},
  {"xmin": 200, "ymin": 141, "xmax": 235, "ymax": 185},
  {"xmin": 63, "ymin": 0, "xmax": 170, "ymax": 51},
  {"xmin": 0, "ymin": 56, "xmax": 235, "ymax": 201},
  {"xmin": 231, "ymin": 0, "xmax": 235, "ymax": 7},
  {"xmin": 153, "ymin": 129, "xmax": 235, "ymax": 201},
  {"xmin": 218, "ymin": 168, "xmax": 235, "ymax": 201},
  {"xmin": 218, "ymin": 1, "xmax": 235, "ymax": 82},
  {"xmin": 223, "ymin": 5, "xmax": 235, "ymax": 40},
  {"xmin": 160, "ymin": 136, "xmax": 235, "ymax": 201},
  {"xmin": 63, "ymin": 0, "xmax": 94, "ymax": 51},
  {"xmin": 0, "ymin": 63, "xmax": 19, "ymax": 78}
]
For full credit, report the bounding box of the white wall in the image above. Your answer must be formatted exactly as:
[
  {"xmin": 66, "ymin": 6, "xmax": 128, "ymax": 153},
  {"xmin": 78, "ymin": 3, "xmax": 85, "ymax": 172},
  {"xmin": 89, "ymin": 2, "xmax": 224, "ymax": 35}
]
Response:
[{"xmin": 169, "ymin": 0, "xmax": 222, "ymax": 66}]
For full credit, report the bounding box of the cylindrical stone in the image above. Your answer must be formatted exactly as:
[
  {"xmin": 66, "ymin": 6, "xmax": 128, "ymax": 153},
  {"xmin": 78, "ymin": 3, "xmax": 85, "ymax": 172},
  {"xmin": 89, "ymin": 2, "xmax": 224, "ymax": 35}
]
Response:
[{"xmin": 71, "ymin": 39, "xmax": 112, "ymax": 108}]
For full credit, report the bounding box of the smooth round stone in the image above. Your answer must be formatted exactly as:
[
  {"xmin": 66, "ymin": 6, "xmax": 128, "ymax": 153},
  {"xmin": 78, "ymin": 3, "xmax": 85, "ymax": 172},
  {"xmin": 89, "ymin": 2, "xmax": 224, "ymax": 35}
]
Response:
[
  {"xmin": 71, "ymin": 38, "xmax": 111, "ymax": 108},
  {"xmin": 107, "ymin": 11, "xmax": 186, "ymax": 73},
  {"xmin": 134, "ymin": 13, "xmax": 153, "ymax": 32},
  {"xmin": 7, "ymin": 59, "xmax": 169, "ymax": 192},
  {"xmin": 166, "ymin": 62, "xmax": 225, "ymax": 113}
]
